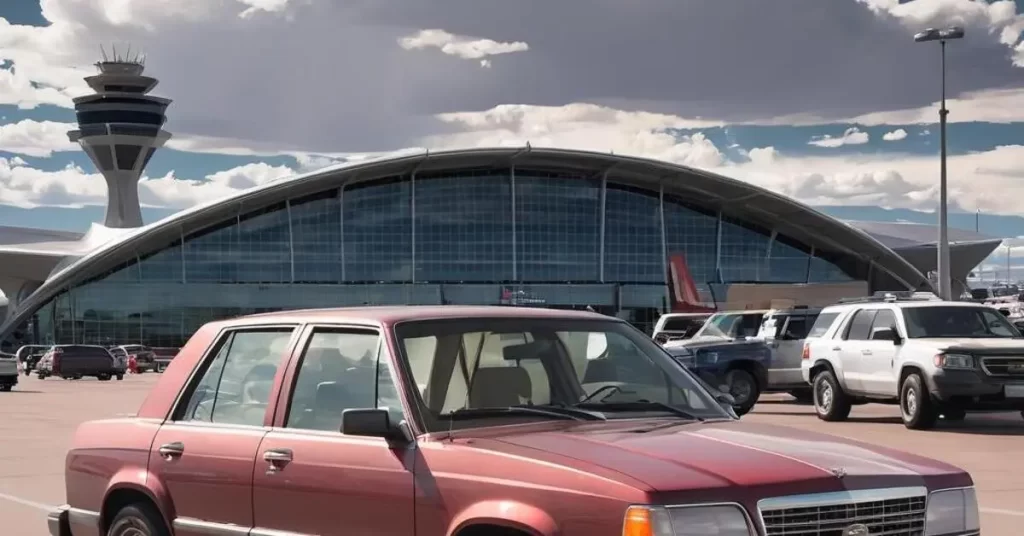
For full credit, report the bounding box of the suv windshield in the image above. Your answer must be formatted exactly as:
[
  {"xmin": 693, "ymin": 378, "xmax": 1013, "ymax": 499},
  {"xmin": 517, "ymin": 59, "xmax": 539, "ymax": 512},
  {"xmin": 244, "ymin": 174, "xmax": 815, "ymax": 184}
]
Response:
[
  {"xmin": 396, "ymin": 317, "xmax": 730, "ymax": 431},
  {"xmin": 696, "ymin": 312, "xmax": 764, "ymax": 339},
  {"xmin": 903, "ymin": 306, "xmax": 1021, "ymax": 339}
]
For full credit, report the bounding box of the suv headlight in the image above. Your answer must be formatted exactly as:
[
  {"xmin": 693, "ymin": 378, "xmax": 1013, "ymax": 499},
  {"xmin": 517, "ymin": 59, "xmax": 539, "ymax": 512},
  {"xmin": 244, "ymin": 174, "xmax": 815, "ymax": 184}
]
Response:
[
  {"xmin": 926, "ymin": 487, "xmax": 980, "ymax": 535},
  {"xmin": 623, "ymin": 504, "xmax": 753, "ymax": 536},
  {"xmin": 934, "ymin": 353, "xmax": 974, "ymax": 370}
]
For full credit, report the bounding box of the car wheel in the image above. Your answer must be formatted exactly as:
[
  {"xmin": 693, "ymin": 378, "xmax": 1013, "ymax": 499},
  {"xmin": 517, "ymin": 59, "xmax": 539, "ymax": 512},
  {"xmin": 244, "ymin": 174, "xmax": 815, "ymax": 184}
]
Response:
[
  {"xmin": 97, "ymin": 374, "xmax": 111, "ymax": 382},
  {"xmin": 116, "ymin": 373, "xmax": 124, "ymax": 381},
  {"xmin": 788, "ymin": 388, "xmax": 814, "ymax": 404},
  {"xmin": 900, "ymin": 373, "xmax": 938, "ymax": 430},
  {"xmin": 0, "ymin": 385, "xmax": 11, "ymax": 392},
  {"xmin": 107, "ymin": 503, "xmax": 170, "ymax": 536},
  {"xmin": 812, "ymin": 369, "xmax": 851, "ymax": 422},
  {"xmin": 725, "ymin": 369, "xmax": 760, "ymax": 416},
  {"xmin": 941, "ymin": 407, "xmax": 967, "ymax": 421}
]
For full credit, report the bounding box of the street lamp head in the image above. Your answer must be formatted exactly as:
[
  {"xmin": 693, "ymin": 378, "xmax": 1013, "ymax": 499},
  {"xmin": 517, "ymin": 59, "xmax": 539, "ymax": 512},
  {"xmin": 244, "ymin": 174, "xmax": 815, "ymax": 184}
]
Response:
[{"xmin": 914, "ymin": 26, "xmax": 965, "ymax": 42}]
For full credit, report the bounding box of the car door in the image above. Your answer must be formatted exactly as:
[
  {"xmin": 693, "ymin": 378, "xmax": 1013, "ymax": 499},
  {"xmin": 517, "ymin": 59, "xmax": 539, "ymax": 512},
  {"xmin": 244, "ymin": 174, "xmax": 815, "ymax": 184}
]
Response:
[
  {"xmin": 858, "ymin": 308, "xmax": 901, "ymax": 396},
  {"xmin": 148, "ymin": 326, "xmax": 298, "ymax": 536},
  {"xmin": 838, "ymin": 309, "xmax": 877, "ymax": 392},
  {"xmin": 252, "ymin": 325, "xmax": 416, "ymax": 536},
  {"xmin": 770, "ymin": 314, "xmax": 812, "ymax": 388}
]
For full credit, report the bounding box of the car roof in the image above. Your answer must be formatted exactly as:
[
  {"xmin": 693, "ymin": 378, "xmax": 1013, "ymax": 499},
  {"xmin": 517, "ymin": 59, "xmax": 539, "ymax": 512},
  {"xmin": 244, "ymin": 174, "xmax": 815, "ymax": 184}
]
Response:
[
  {"xmin": 821, "ymin": 300, "xmax": 992, "ymax": 313},
  {"xmin": 223, "ymin": 305, "xmax": 617, "ymax": 326}
]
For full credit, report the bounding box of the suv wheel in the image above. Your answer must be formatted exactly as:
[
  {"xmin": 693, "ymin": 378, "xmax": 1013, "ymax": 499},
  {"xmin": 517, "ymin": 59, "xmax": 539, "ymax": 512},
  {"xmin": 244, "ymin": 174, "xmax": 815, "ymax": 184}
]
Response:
[
  {"xmin": 812, "ymin": 369, "xmax": 851, "ymax": 421},
  {"xmin": 900, "ymin": 373, "xmax": 938, "ymax": 430},
  {"xmin": 107, "ymin": 502, "xmax": 169, "ymax": 536},
  {"xmin": 725, "ymin": 369, "xmax": 760, "ymax": 416}
]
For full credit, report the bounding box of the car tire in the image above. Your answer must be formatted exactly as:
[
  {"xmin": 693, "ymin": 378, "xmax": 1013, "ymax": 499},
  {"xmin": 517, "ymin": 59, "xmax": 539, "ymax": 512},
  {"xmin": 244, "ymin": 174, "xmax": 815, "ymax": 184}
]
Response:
[
  {"xmin": 900, "ymin": 373, "xmax": 938, "ymax": 430},
  {"xmin": 941, "ymin": 407, "xmax": 967, "ymax": 421},
  {"xmin": 97, "ymin": 374, "xmax": 111, "ymax": 381},
  {"xmin": 107, "ymin": 502, "xmax": 170, "ymax": 536},
  {"xmin": 788, "ymin": 388, "xmax": 814, "ymax": 404},
  {"xmin": 116, "ymin": 373, "xmax": 124, "ymax": 381},
  {"xmin": 725, "ymin": 369, "xmax": 760, "ymax": 416},
  {"xmin": 0, "ymin": 385, "xmax": 11, "ymax": 392},
  {"xmin": 812, "ymin": 369, "xmax": 851, "ymax": 422}
]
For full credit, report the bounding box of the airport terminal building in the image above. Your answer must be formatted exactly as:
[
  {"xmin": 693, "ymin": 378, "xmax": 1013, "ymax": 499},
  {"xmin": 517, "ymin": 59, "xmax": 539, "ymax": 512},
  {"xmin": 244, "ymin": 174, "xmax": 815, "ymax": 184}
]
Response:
[{"xmin": 2, "ymin": 147, "xmax": 972, "ymax": 349}]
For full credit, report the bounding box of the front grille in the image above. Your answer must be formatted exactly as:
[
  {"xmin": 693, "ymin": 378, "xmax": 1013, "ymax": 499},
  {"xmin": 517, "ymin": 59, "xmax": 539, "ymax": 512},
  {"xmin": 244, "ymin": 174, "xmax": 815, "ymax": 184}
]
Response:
[
  {"xmin": 980, "ymin": 356, "xmax": 1024, "ymax": 377},
  {"xmin": 760, "ymin": 493, "xmax": 926, "ymax": 536}
]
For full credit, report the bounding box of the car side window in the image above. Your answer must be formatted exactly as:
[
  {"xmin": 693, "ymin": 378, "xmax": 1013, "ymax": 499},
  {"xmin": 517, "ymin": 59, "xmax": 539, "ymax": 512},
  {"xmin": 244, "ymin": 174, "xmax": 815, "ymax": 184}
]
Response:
[
  {"xmin": 869, "ymin": 309, "xmax": 898, "ymax": 337},
  {"xmin": 285, "ymin": 330, "xmax": 404, "ymax": 432},
  {"xmin": 179, "ymin": 328, "xmax": 294, "ymax": 427},
  {"xmin": 844, "ymin": 309, "xmax": 878, "ymax": 341}
]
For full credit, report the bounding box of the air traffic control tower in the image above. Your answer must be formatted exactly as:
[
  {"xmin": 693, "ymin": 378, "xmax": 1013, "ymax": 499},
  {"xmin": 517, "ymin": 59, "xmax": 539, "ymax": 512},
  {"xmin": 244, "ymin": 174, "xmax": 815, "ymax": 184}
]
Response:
[{"xmin": 68, "ymin": 50, "xmax": 172, "ymax": 228}]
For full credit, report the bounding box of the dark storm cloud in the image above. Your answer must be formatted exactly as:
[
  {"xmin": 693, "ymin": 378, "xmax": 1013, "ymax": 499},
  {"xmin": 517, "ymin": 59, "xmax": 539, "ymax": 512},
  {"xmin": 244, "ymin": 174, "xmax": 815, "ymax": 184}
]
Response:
[{"xmin": 77, "ymin": 0, "xmax": 1023, "ymax": 152}]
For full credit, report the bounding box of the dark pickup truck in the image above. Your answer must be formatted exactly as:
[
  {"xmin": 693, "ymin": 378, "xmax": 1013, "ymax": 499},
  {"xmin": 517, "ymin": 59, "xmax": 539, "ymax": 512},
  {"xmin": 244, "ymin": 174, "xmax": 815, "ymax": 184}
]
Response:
[
  {"xmin": 663, "ymin": 338, "xmax": 772, "ymax": 415},
  {"xmin": 151, "ymin": 347, "xmax": 179, "ymax": 372}
]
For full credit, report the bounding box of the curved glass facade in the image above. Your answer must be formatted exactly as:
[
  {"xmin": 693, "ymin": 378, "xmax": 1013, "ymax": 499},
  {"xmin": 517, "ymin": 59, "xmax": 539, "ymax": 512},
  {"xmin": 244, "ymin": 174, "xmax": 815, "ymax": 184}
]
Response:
[{"xmin": 8, "ymin": 168, "xmax": 863, "ymax": 349}]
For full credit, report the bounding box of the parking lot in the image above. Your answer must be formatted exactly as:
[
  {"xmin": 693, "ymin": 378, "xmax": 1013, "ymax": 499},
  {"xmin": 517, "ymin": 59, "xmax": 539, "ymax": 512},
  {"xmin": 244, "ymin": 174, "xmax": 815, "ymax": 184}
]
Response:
[{"xmin": 2, "ymin": 376, "xmax": 1022, "ymax": 535}]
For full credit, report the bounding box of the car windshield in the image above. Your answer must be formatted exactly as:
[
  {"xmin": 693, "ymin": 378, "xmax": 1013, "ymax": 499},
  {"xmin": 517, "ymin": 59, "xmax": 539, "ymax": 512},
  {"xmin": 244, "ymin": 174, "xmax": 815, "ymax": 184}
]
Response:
[
  {"xmin": 396, "ymin": 317, "xmax": 731, "ymax": 431},
  {"xmin": 902, "ymin": 306, "xmax": 1021, "ymax": 339},
  {"xmin": 695, "ymin": 312, "xmax": 763, "ymax": 339}
]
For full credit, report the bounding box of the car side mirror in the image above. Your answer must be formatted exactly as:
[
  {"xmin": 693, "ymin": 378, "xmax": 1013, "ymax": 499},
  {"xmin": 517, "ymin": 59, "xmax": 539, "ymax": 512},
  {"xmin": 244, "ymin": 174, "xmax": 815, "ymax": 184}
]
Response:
[
  {"xmin": 341, "ymin": 408, "xmax": 409, "ymax": 443},
  {"xmin": 870, "ymin": 327, "xmax": 901, "ymax": 344}
]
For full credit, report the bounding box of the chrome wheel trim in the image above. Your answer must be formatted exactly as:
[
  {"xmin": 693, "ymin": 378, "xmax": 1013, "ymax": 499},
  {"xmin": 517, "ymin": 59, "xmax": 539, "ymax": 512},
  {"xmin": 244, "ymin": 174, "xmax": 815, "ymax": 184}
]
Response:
[{"xmin": 815, "ymin": 377, "xmax": 833, "ymax": 414}]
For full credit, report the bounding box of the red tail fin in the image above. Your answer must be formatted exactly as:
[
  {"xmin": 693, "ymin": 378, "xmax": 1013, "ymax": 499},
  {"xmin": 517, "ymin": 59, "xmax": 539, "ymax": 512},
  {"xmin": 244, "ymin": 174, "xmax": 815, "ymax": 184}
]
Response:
[{"xmin": 668, "ymin": 253, "xmax": 716, "ymax": 313}]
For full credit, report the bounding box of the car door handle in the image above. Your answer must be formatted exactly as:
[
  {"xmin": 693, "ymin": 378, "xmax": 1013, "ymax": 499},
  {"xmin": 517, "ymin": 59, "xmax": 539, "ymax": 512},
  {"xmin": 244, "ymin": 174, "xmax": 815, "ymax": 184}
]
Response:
[
  {"xmin": 263, "ymin": 448, "xmax": 293, "ymax": 463},
  {"xmin": 832, "ymin": 347, "xmax": 842, "ymax": 351},
  {"xmin": 861, "ymin": 349, "xmax": 873, "ymax": 355},
  {"xmin": 158, "ymin": 442, "xmax": 185, "ymax": 459}
]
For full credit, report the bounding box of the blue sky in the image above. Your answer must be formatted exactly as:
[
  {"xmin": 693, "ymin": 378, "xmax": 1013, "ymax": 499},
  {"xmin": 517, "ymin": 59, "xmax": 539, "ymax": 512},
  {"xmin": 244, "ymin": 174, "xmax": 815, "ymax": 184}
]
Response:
[{"xmin": 3, "ymin": 0, "xmax": 1024, "ymax": 276}]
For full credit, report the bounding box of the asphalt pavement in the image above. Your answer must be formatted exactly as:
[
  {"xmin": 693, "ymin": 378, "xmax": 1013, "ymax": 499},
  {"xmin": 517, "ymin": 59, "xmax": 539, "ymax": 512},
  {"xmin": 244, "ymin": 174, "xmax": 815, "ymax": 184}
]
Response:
[{"xmin": 1, "ymin": 376, "xmax": 1021, "ymax": 535}]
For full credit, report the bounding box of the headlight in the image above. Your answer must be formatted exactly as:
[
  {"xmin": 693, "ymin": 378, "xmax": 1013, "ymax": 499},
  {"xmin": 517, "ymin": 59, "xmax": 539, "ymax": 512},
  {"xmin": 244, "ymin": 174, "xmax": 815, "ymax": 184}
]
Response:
[
  {"xmin": 926, "ymin": 487, "xmax": 980, "ymax": 536},
  {"xmin": 623, "ymin": 504, "xmax": 753, "ymax": 536},
  {"xmin": 934, "ymin": 353, "xmax": 974, "ymax": 370}
]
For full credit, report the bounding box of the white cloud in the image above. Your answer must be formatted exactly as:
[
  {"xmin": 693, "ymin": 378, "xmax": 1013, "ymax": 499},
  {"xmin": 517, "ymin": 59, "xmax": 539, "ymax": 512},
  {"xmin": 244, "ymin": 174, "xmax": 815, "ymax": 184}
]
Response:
[
  {"xmin": 808, "ymin": 127, "xmax": 870, "ymax": 148},
  {"xmin": 882, "ymin": 128, "xmax": 908, "ymax": 141},
  {"xmin": 0, "ymin": 119, "xmax": 77, "ymax": 157},
  {"xmin": 0, "ymin": 155, "xmax": 295, "ymax": 210},
  {"xmin": 237, "ymin": 0, "xmax": 292, "ymax": 18},
  {"xmin": 398, "ymin": 29, "xmax": 528, "ymax": 67}
]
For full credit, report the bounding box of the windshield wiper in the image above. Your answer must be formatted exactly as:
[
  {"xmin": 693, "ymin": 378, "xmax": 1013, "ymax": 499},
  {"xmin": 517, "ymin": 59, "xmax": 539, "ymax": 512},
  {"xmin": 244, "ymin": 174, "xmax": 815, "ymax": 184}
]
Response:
[
  {"xmin": 575, "ymin": 400, "xmax": 704, "ymax": 421},
  {"xmin": 527, "ymin": 403, "xmax": 607, "ymax": 421},
  {"xmin": 445, "ymin": 406, "xmax": 591, "ymax": 421}
]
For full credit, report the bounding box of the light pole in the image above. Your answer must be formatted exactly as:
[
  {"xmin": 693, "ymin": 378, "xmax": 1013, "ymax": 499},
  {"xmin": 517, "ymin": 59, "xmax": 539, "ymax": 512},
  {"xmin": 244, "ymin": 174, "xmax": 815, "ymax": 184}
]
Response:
[{"xmin": 915, "ymin": 26, "xmax": 964, "ymax": 300}]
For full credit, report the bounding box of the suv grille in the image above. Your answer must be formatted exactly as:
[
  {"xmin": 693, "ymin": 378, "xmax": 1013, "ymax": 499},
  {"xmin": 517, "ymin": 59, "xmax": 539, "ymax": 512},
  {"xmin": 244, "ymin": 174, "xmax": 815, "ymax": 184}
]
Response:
[
  {"xmin": 760, "ymin": 491, "xmax": 926, "ymax": 536},
  {"xmin": 980, "ymin": 356, "xmax": 1024, "ymax": 377}
]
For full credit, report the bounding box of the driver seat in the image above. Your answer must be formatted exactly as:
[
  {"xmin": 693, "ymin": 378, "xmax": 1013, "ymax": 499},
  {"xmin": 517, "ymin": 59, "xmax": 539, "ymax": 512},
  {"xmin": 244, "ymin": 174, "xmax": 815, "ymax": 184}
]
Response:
[{"xmin": 468, "ymin": 367, "xmax": 531, "ymax": 408}]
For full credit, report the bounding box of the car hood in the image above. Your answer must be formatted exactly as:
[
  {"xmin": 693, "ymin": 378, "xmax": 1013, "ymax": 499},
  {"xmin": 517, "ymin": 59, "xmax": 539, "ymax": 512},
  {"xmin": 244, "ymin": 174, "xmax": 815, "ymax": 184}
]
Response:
[
  {"xmin": 481, "ymin": 419, "xmax": 964, "ymax": 493},
  {"xmin": 913, "ymin": 337, "xmax": 1024, "ymax": 351}
]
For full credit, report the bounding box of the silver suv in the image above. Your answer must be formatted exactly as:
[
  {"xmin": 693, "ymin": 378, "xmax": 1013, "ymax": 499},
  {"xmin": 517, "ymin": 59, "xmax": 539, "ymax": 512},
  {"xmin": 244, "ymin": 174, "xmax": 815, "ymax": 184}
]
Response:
[{"xmin": 801, "ymin": 292, "xmax": 1024, "ymax": 429}]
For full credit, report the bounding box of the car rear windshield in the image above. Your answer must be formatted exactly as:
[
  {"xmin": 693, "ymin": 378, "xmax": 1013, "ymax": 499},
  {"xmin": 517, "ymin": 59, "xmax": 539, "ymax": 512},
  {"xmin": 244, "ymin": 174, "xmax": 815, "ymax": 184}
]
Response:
[
  {"xmin": 395, "ymin": 317, "xmax": 730, "ymax": 431},
  {"xmin": 61, "ymin": 346, "xmax": 112, "ymax": 357},
  {"xmin": 660, "ymin": 316, "xmax": 707, "ymax": 335},
  {"xmin": 902, "ymin": 306, "xmax": 1021, "ymax": 339}
]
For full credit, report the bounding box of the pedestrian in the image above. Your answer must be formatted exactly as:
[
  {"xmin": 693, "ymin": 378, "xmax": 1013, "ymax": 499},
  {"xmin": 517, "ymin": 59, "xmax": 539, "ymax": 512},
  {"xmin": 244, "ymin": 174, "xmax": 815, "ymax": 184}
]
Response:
[{"xmin": 128, "ymin": 354, "xmax": 138, "ymax": 374}]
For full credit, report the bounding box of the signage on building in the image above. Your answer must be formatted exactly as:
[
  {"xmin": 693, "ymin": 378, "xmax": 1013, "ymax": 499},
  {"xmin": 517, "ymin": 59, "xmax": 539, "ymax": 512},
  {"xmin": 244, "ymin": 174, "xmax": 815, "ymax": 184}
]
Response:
[{"xmin": 500, "ymin": 286, "xmax": 546, "ymax": 306}]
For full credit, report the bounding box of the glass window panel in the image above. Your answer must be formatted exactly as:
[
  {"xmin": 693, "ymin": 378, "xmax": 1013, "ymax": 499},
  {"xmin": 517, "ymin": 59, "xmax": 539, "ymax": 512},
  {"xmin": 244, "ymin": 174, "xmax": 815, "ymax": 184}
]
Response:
[
  {"xmin": 343, "ymin": 178, "xmax": 412, "ymax": 282},
  {"xmin": 604, "ymin": 184, "xmax": 662, "ymax": 283},
  {"xmin": 184, "ymin": 219, "xmax": 238, "ymax": 283},
  {"xmin": 719, "ymin": 216, "xmax": 770, "ymax": 282},
  {"xmin": 291, "ymin": 191, "xmax": 341, "ymax": 283},
  {"xmin": 515, "ymin": 173, "xmax": 601, "ymax": 282},
  {"xmin": 140, "ymin": 240, "xmax": 183, "ymax": 282},
  {"xmin": 415, "ymin": 172, "xmax": 513, "ymax": 282},
  {"xmin": 766, "ymin": 234, "xmax": 811, "ymax": 283},
  {"xmin": 235, "ymin": 202, "xmax": 291, "ymax": 283},
  {"xmin": 663, "ymin": 196, "xmax": 717, "ymax": 287},
  {"xmin": 809, "ymin": 250, "xmax": 857, "ymax": 282}
]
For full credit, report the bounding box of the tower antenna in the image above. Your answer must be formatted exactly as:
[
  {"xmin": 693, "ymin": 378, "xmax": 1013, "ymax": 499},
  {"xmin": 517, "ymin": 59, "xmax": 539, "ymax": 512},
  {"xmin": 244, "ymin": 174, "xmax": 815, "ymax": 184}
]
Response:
[
  {"xmin": 125, "ymin": 45, "xmax": 131, "ymax": 62},
  {"xmin": 99, "ymin": 45, "xmax": 108, "ymax": 62}
]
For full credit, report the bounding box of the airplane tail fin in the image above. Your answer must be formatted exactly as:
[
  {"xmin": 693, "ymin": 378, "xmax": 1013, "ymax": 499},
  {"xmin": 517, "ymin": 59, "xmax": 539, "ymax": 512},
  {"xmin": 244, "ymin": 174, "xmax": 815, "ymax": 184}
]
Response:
[{"xmin": 667, "ymin": 253, "xmax": 716, "ymax": 313}]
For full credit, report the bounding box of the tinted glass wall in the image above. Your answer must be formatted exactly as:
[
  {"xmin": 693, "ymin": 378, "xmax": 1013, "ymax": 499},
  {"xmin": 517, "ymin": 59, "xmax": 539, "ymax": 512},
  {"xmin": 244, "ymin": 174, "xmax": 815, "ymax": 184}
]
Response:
[{"xmin": 15, "ymin": 168, "xmax": 862, "ymax": 348}]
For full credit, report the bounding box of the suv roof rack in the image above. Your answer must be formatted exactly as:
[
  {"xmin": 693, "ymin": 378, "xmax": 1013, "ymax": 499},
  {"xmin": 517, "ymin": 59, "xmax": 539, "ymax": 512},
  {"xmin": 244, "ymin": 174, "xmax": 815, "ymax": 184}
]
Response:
[{"xmin": 837, "ymin": 291, "xmax": 943, "ymax": 304}]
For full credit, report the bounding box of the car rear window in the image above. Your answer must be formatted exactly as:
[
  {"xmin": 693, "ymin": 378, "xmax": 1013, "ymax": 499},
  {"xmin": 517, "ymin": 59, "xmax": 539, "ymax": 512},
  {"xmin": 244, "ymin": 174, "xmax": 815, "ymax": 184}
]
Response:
[
  {"xmin": 63, "ymin": 346, "xmax": 112, "ymax": 358},
  {"xmin": 662, "ymin": 316, "xmax": 706, "ymax": 332},
  {"xmin": 807, "ymin": 312, "xmax": 840, "ymax": 338}
]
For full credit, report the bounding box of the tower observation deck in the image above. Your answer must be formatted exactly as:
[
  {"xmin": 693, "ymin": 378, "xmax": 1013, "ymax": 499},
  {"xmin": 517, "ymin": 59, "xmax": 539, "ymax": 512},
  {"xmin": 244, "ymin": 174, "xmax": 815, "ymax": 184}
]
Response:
[{"xmin": 68, "ymin": 49, "xmax": 172, "ymax": 228}]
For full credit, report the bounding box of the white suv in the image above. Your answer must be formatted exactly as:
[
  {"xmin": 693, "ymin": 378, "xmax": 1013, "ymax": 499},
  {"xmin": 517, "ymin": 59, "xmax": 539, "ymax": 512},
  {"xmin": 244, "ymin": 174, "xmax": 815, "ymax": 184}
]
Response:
[{"xmin": 801, "ymin": 292, "xmax": 1024, "ymax": 429}]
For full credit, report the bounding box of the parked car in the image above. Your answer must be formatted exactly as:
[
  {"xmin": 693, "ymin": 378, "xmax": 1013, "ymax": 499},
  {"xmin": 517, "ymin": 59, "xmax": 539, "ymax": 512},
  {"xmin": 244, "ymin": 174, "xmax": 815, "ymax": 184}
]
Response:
[
  {"xmin": 115, "ymin": 345, "xmax": 156, "ymax": 373},
  {"xmin": 50, "ymin": 306, "xmax": 980, "ymax": 536},
  {"xmin": 16, "ymin": 344, "xmax": 51, "ymax": 375},
  {"xmin": 664, "ymin": 337, "xmax": 772, "ymax": 415},
  {"xmin": 36, "ymin": 345, "xmax": 123, "ymax": 381},
  {"xmin": 651, "ymin": 312, "xmax": 712, "ymax": 344},
  {"xmin": 151, "ymin": 346, "xmax": 179, "ymax": 372},
  {"xmin": 677, "ymin": 307, "xmax": 823, "ymax": 402},
  {"xmin": 0, "ymin": 351, "xmax": 17, "ymax": 391},
  {"xmin": 106, "ymin": 347, "xmax": 129, "ymax": 373},
  {"xmin": 803, "ymin": 291, "xmax": 1024, "ymax": 429}
]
